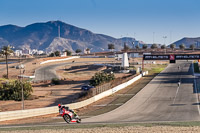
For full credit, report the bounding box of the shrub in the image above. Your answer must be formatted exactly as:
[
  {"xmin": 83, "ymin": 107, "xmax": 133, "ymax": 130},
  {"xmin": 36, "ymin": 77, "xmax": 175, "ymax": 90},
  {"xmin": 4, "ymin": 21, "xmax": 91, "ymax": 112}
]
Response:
[
  {"xmin": 0, "ymin": 80, "xmax": 33, "ymax": 101},
  {"xmin": 89, "ymin": 72, "xmax": 115, "ymax": 86},
  {"xmin": 51, "ymin": 78, "xmax": 60, "ymax": 85}
]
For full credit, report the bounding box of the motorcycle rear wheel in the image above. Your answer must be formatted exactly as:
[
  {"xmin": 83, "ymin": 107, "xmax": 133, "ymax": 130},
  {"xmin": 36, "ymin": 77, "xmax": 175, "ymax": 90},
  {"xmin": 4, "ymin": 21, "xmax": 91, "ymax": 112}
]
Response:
[{"xmin": 63, "ymin": 115, "xmax": 71, "ymax": 123}]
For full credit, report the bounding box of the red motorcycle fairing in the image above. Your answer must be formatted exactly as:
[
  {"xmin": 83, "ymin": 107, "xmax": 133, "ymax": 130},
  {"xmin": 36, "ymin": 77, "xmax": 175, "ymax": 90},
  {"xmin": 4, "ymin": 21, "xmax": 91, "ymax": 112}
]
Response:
[{"xmin": 59, "ymin": 107, "xmax": 81, "ymax": 123}]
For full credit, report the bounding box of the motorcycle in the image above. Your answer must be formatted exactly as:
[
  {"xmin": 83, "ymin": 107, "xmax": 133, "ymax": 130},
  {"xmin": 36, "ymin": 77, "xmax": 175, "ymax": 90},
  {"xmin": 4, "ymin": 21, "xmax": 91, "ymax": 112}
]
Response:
[{"xmin": 59, "ymin": 107, "xmax": 81, "ymax": 123}]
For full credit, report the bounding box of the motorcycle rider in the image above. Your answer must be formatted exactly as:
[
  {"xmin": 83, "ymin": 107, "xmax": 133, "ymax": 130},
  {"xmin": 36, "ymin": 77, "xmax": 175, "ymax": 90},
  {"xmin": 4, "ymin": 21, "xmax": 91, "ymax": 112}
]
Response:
[
  {"xmin": 58, "ymin": 104, "xmax": 77, "ymax": 118},
  {"xmin": 177, "ymin": 79, "xmax": 181, "ymax": 87}
]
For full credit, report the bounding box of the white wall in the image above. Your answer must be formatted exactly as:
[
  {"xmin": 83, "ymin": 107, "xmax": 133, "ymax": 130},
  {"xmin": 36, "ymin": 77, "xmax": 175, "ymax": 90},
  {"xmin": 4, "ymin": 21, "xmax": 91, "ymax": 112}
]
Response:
[{"xmin": 40, "ymin": 56, "xmax": 80, "ymax": 65}]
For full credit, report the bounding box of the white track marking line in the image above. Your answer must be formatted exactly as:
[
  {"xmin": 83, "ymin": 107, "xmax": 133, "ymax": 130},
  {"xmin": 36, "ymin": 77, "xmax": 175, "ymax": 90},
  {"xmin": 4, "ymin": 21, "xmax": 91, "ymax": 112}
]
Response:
[{"xmin": 173, "ymin": 86, "xmax": 180, "ymax": 104}]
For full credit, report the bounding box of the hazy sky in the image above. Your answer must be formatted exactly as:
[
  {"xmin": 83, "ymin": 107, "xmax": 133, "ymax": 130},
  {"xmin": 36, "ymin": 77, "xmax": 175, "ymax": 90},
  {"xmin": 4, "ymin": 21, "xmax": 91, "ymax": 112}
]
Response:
[{"xmin": 0, "ymin": 0, "xmax": 200, "ymax": 44}]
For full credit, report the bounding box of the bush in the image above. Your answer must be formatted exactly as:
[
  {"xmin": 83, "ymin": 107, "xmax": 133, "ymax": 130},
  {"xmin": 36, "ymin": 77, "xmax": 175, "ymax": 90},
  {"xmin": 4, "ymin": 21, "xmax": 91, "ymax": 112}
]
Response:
[
  {"xmin": 0, "ymin": 80, "xmax": 33, "ymax": 101},
  {"xmin": 89, "ymin": 72, "xmax": 115, "ymax": 86},
  {"xmin": 51, "ymin": 78, "xmax": 60, "ymax": 85}
]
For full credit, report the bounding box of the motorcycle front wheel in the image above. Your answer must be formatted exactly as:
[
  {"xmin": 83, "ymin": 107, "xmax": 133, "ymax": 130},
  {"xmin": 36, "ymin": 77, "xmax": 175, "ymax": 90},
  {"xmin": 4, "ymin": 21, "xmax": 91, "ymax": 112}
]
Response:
[{"xmin": 63, "ymin": 115, "xmax": 71, "ymax": 123}]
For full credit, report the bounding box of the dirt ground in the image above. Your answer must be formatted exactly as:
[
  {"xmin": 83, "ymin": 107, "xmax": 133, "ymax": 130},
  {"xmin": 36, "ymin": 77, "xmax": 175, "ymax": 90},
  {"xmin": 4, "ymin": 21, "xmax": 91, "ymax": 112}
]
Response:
[
  {"xmin": 0, "ymin": 126, "xmax": 200, "ymax": 133},
  {"xmin": 0, "ymin": 56, "xmax": 167, "ymax": 115},
  {"xmin": 0, "ymin": 57, "xmax": 132, "ymax": 112}
]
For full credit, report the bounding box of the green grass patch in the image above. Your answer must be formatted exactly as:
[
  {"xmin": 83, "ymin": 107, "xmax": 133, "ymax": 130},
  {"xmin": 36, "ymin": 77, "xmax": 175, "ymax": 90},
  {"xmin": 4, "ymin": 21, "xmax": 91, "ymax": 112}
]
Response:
[
  {"xmin": 147, "ymin": 64, "xmax": 167, "ymax": 74},
  {"xmin": 151, "ymin": 67, "xmax": 165, "ymax": 73}
]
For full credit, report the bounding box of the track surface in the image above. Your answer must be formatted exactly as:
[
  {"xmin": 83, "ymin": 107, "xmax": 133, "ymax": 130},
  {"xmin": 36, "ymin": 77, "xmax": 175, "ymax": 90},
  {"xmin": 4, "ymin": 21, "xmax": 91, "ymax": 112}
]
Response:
[
  {"xmin": 1, "ymin": 61, "xmax": 200, "ymax": 129},
  {"xmin": 83, "ymin": 61, "xmax": 200, "ymax": 123},
  {"xmin": 33, "ymin": 61, "xmax": 111, "ymax": 82}
]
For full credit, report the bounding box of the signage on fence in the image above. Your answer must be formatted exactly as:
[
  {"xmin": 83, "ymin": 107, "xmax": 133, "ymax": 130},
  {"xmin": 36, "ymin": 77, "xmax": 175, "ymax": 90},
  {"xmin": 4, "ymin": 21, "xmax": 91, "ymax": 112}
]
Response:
[
  {"xmin": 143, "ymin": 54, "xmax": 200, "ymax": 60},
  {"xmin": 175, "ymin": 54, "xmax": 200, "ymax": 60},
  {"xmin": 143, "ymin": 55, "xmax": 169, "ymax": 60},
  {"xmin": 170, "ymin": 55, "xmax": 175, "ymax": 60}
]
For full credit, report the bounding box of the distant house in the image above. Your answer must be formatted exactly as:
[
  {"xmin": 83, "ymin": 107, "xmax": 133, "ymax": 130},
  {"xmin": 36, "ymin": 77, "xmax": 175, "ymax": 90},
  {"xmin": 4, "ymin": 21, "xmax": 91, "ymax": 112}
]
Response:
[
  {"xmin": 84, "ymin": 48, "xmax": 90, "ymax": 54},
  {"xmin": 14, "ymin": 50, "xmax": 22, "ymax": 56},
  {"xmin": 61, "ymin": 51, "xmax": 67, "ymax": 57},
  {"xmin": 22, "ymin": 49, "xmax": 31, "ymax": 55}
]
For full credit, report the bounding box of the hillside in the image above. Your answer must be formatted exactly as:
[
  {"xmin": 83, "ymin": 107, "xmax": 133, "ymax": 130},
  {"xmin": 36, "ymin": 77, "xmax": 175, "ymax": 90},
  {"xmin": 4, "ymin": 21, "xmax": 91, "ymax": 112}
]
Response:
[
  {"xmin": 0, "ymin": 21, "xmax": 144, "ymax": 53},
  {"xmin": 171, "ymin": 37, "xmax": 200, "ymax": 48}
]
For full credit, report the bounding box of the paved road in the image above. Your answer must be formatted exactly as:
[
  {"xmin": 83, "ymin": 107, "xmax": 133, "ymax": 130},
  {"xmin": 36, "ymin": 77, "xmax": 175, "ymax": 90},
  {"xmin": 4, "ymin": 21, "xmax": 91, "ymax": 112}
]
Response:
[
  {"xmin": 33, "ymin": 61, "xmax": 112, "ymax": 82},
  {"xmin": 83, "ymin": 61, "xmax": 200, "ymax": 123}
]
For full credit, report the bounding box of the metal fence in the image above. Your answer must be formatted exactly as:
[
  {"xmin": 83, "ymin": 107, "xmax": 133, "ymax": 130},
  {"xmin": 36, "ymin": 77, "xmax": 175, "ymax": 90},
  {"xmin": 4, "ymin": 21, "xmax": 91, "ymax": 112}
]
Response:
[
  {"xmin": 92, "ymin": 74, "xmax": 139, "ymax": 96},
  {"xmin": 92, "ymin": 82, "xmax": 111, "ymax": 96}
]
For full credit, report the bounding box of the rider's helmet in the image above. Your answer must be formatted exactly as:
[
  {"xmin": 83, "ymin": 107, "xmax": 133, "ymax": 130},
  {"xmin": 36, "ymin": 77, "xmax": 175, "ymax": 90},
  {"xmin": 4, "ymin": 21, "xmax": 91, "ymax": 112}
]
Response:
[{"xmin": 58, "ymin": 104, "xmax": 61, "ymax": 108}]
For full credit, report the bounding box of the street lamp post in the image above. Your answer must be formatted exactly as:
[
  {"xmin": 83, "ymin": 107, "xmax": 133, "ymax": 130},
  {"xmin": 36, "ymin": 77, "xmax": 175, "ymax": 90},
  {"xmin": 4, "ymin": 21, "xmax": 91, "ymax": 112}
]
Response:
[{"xmin": 163, "ymin": 36, "xmax": 167, "ymax": 54}]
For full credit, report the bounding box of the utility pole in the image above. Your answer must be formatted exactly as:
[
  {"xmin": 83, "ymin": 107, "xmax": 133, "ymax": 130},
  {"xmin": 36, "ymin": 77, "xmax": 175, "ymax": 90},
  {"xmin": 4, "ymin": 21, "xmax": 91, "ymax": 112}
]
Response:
[
  {"xmin": 163, "ymin": 36, "xmax": 167, "ymax": 54},
  {"xmin": 163, "ymin": 36, "xmax": 167, "ymax": 45},
  {"xmin": 19, "ymin": 55, "xmax": 24, "ymax": 110}
]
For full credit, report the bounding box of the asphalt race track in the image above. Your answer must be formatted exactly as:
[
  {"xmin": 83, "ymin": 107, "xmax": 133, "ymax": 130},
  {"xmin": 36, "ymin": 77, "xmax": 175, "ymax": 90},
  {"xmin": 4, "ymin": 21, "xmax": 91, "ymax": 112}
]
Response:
[
  {"xmin": 83, "ymin": 61, "xmax": 200, "ymax": 123},
  {"xmin": 33, "ymin": 61, "xmax": 112, "ymax": 82},
  {"xmin": 1, "ymin": 61, "xmax": 200, "ymax": 129}
]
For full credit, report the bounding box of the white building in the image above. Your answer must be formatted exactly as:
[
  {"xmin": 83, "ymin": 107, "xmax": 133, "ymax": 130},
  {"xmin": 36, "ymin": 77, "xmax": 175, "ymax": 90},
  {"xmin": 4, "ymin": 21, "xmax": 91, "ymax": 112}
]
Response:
[
  {"xmin": 30, "ymin": 49, "xmax": 44, "ymax": 55},
  {"xmin": 38, "ymin": 50, "xmax": 44, "ymax": 55},
  {"xmin": 22, "ymin": 49, "xmax": 31, "ymax": 55},
  {"xmin": 61, "ymin": 51, "xmax": 67, "ymax": 57},
  {"xmin": 84, "ymin": 48, "xmax": 90, "ymax": 54},
  {"xmin": 14, "ymin": 50, "xmax": 22, "ymax": 56}
]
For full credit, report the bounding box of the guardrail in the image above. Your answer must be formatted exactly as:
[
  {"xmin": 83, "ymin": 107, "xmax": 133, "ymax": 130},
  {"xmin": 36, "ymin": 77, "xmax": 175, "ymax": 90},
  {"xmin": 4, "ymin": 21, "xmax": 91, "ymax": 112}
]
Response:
[{"xmin": 0, "ymin": 71, "xmax": 148, "ymax": 122}]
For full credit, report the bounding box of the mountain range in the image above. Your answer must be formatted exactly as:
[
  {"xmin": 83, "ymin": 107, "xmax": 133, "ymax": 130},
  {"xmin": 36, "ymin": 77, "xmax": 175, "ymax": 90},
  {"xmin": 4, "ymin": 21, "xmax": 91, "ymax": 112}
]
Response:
[
  {"xmin": 0, "ymin": 21, "xmax": 145, "ymax": 53},
  {"xmin": 172, "ymin": 37, "xmax": 200, "ymax": 48}
]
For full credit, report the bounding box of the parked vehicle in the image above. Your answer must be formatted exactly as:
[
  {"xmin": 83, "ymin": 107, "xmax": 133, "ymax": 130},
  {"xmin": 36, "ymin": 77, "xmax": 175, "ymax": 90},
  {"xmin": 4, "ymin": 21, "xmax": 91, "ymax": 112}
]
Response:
[
  {"xmin": 81, "ymin": 85, "xmax": 94, "ymax": 91},
  {"xmin": 58, "ymin": 104, "xmax": 81, "ymax": 123}
]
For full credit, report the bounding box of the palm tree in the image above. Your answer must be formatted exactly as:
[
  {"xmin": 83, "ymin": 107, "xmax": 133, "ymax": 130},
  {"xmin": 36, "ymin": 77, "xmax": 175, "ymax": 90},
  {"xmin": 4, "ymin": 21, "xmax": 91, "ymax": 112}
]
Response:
[
  {"xmin": 161, "ymin": 44, "xmax": 167, "ymax": 54},
  {"xmin": 123, "ymin": 43, "xmax": 130, "ymax": 52},
  {"xmin": 161, "ymin": 45, "xmax": 166, "ymax": 49},
  {"xmin": 170, "ymin": 44, "xmax": 176, "ymax": 51},
  {"xmin": 142, "ymin": 44, "xmax": 148, "ymax": 50},
  {"xmin": 151, "ymin": 44, "xmax": 158, "ymax": 50},
  {"xmin": 190, "ymin": 44, "xmax": 195, "ymax": 51},
  {"xmin": 0, "ymin": 45, "xmax": 14, "ymax": 79},
  {"xmin": 179, "ymin": 43, "xmax": 185, "ymax": 51}
]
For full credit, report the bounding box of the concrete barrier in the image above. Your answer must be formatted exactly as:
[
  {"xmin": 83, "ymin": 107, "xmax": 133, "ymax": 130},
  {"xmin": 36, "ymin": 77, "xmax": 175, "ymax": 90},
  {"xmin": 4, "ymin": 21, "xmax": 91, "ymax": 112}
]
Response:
[
  {"xmin": 0, "ymin": 71, "xmax": 148, "ymax": 122},
  {"xmin": 40, "ymin": 56, "xmax": 80, "ymax": 65}
]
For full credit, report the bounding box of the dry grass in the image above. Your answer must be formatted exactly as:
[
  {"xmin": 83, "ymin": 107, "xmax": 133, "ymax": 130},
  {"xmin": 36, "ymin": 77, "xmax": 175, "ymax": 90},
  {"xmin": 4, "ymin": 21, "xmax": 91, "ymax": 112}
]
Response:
[{"xmin": 1, "ymin": 126, "xmax": 200, "ymax": 133}]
